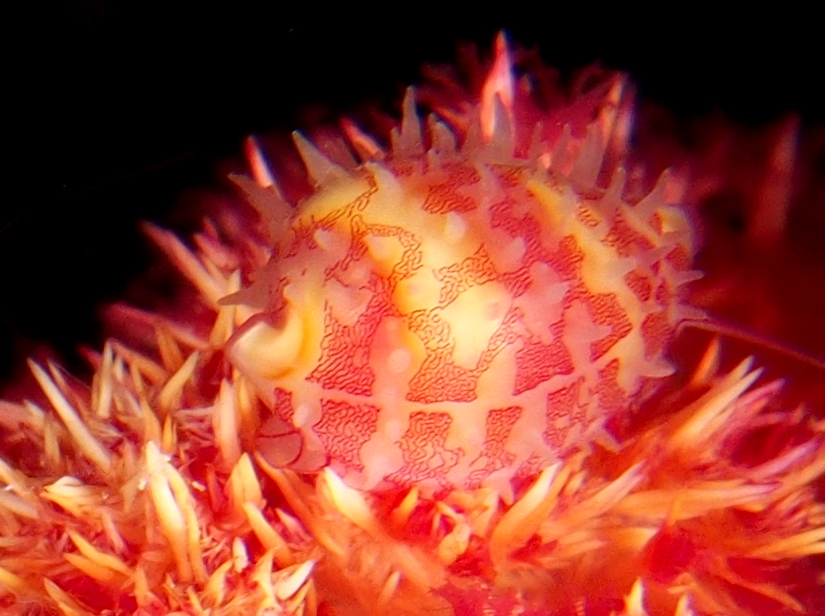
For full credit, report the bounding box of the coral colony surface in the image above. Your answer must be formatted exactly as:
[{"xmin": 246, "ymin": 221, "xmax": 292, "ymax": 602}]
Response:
[{"xmin": 1, "ymin": 34, "xmax": 824, "ymax": 616}]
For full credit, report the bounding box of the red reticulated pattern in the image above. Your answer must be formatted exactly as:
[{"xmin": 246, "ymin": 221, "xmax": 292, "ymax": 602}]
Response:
[
  {"xmin": 422, "ymin": 162, "xmax": 482, "ymax": 214},
  {"xmin": 252, "ymin": 160, "xmax": 692, "ymax": 490},
  {"xmin": 513, "ymin": 321, "xmax": 574, "ymax": 395},
  {"xmin": 467, "ymin": 406, "xmax": 523, "ymax": 488},
  {"xmin": 312, "ymin": 399, "xmax": 380, "ymax": 472},
  {"xmin": 434, "ymin": 246, "xmax": 498, "ymax": 306},
  {"xmin": 385, "ymin": 411, "xmax": 464, "ymax": 489},
  {"xmin": 544, "ymin": 378, "xmax": 587, "ymax": 450}
]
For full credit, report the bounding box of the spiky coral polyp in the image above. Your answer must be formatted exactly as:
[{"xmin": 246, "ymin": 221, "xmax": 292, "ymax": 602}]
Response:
[{"xmin": 1, "ymin": 36, "xmax": 824, "ymax": 616}]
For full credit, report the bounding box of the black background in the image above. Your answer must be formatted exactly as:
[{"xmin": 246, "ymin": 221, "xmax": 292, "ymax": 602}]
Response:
[{"xmin": 2, "ymin": 3, "xmax": 823, "ymax": 383}]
